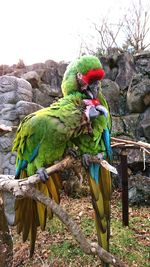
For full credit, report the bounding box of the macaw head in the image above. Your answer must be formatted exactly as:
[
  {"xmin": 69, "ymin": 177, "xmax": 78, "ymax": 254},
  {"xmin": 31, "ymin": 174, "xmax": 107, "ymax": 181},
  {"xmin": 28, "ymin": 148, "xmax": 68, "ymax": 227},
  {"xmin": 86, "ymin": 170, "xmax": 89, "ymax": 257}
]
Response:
[
  {"xmin": 61, "ymin": 55, "xmax": 105, "ymax": 99},
  {"xmin": 76, "ymin": 68, "xmax": 105, "ymax": 99}
]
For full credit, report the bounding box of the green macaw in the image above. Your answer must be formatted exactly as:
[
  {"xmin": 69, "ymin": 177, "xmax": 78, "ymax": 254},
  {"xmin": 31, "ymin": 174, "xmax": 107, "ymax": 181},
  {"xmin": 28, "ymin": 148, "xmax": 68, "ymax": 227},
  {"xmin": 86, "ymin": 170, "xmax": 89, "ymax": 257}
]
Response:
[
  {"xmin": 12, "ymin": 92, "xmax": 107, "ymax": 257},
  {"xmin": 61, "ymin": 55, "xmax": 112, "ymax": 266}
]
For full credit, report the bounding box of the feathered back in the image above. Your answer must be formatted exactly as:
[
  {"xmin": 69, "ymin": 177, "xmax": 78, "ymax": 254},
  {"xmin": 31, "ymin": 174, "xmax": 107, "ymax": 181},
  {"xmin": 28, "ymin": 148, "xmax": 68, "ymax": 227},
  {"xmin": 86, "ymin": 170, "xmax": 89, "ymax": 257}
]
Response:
[
  {"xmin": 61, "ymin": 55, "xmax": 102, "ymax": 96},
  {"xmin": 12, "ymin": 93, "xmax": 90, "ymax": 178}
]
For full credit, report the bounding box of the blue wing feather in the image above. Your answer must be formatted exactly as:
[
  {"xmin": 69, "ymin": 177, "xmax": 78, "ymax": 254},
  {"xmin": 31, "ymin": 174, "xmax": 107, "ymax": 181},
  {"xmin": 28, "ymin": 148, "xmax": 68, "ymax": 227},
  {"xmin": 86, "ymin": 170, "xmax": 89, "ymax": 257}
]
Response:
[
  {"xmin": 16, "ymin": 159, "xmax": 28, "ymax": 177},
  {"xmin": 89, "ymin": 128, "xmax": 112, "ymax": 184},
  {"xmin": 15, "ymin": 144, "xmax": 41, "ymax": 178},
  {"xmin": 102, "ymin": 128, "xmax": 112, "ymax": 160},
  {"xmin": 89, "ymin": 163, "xmax": 100, "ymax": 184},
  {"xmin": 29, "ymin": 144, "xmax": 40, "ymax": 162}
]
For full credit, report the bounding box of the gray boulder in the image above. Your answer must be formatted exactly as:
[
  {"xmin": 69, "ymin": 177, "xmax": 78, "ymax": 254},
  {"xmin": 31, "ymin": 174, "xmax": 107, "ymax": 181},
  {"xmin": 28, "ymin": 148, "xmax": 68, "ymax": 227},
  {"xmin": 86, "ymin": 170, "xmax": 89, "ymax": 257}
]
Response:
[
  {"xmin": 115, "ymin": 52, "xmax": 135, "ymax": 90},
  {"xmin": 129, "ymin": 174, "xmax": 150, "ymax": 205},
  {"xmin": 0, "ymin": 75, "xmax": 33, "ymax": 103},
  {"xmin": 15, "ymin": 100, "xmax": 43, "ymax": 120},
  {"xmin": 102, "ymin": 79, "xmax": 120, "ymax": 115},
  {"xmin": 122, "ymin": 114, "xmax": 140, "ymax": 138},
  {"xmin": 22, "ymin": 70, "xmax": 41, "ymax": 88},
  {"xmin": 127, "ymin": 78, "xmax": 150, "ymax": 113},
  {"xmin": 134, "ymin": 51, "xmax": 150, "ymax": 75},
  {"xmin": 111, "ymin": 116, "xmax": 124, "ymax": 136},
  {"xmin": 137, "ymin": 107, "xmax": 150, "ymax": 142}
]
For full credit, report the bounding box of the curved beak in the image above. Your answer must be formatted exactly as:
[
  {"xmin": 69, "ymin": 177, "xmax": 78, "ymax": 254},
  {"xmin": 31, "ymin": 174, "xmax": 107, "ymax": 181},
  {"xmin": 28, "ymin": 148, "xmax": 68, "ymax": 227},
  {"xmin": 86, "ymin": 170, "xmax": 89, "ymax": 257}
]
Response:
[
  {"xmin": 95, "ymin": 105, "xmax": 108, "ymax": 118},
  {"xmin": 85, "ymin": 81, "xmax": 100, "ymax": 99},
  {"xmin": 85, "ymin": 105, "xmax": 108, "ymax": 120}
]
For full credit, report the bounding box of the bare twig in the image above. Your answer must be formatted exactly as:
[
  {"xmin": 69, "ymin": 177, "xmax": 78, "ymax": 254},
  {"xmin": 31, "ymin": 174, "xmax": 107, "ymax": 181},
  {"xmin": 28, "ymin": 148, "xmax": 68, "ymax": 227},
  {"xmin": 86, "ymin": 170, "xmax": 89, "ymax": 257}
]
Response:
[
  {"xmin": 111, "ymin": 137, "xmax": 150, "ymax": 155},
  {"xmin": 0, "ymin": 124, "xmax": 13, "ymax": 134}
]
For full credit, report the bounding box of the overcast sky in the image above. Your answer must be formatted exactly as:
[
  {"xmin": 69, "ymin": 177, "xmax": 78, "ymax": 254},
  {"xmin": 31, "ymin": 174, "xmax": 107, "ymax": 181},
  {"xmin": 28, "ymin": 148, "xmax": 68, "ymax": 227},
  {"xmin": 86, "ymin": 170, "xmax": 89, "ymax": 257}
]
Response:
[{"xmin": 0, "ymin": 0, "xmax": 149, "ymax": 65}]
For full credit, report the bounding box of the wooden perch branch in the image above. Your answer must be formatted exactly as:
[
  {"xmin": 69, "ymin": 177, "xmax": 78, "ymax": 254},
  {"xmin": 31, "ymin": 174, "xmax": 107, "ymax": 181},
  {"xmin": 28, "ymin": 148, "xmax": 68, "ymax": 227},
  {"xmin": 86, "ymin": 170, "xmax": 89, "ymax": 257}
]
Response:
[
  {"xmin": 111, "ymin": 137, "xmax": 150, "ymax": 155},
  {"xmin": 0, "ymin": 172, "xmax": 128, "ymax": 267},
  {"xmin": 0, "ymin": 156, "xmax": 75, "ymax": 198},
  {"xmin": 0, "ymin": 155, "xmax": 117, "ymax": 196}
]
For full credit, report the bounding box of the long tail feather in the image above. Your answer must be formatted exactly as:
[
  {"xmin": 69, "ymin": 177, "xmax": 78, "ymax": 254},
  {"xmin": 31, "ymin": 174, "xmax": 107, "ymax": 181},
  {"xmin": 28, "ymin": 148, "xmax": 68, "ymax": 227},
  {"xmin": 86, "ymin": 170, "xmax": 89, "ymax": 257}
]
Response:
[
  {"xmin": 88, "ymin": 163, "xmax": 111, "ymax": 267},
  {"xmin": 14, "ymin": 172, "xmax": 61, "ymax": 256},
  {"xmin": 100, "ymin": 167, "xmax": 112, "ymax": 241},
  {"xmin": 29, "ymin": 201, "xmax": 38, "ymax": 257},
  {"xmin": 46, "ymin": 175, "xmax": 60, "ymax": 204},
  {"xmin": 22, "ymin": 199, "xmax": 35, "ymax": 242},
  {"xmin": 36, "ymin": 182, "xmax": 49, "ymax": 230},
  {"xmin": 52, "ymin": 172, "xmax": 62, "ymax": 190}
]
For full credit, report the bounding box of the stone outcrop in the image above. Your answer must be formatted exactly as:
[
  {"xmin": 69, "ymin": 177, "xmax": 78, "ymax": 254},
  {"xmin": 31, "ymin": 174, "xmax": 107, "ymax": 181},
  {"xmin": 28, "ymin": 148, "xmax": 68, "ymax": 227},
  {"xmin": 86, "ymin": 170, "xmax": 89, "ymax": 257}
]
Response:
[
  {"xmin": 100, "ymin": 51, "xmax": 150, "ymax": 142},
  {"xmin": 129, "ymin": 174, "xmax": 150, "ymax": 205},
  {"xmin": 127, "ymin": 77, "xmax": 150, "ymax": 113},
  {"xmin": 101, "ymin": 79, "xmax": 120, "ymax": 116}
]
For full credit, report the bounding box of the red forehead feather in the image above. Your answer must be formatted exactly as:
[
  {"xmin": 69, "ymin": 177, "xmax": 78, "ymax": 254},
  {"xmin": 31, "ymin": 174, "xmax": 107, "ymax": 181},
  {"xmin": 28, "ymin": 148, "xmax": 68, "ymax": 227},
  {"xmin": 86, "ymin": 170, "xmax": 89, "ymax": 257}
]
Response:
[
  {"xmin": 82, "ymin": 68, "xmax": 105, "ymax": 84},
  {"xmin": 83, "ymin": 98, "xmax": 100, "ymax": 106}
]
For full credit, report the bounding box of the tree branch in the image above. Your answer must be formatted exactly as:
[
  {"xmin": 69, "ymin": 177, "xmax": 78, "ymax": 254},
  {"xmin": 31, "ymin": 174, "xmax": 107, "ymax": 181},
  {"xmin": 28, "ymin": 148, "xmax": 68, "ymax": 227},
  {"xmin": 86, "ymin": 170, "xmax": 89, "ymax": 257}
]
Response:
[
  {"xmin": 0, "ymin": 173, "xmax": 128, "ymax": 267},
  {"xmin": 0, "ymin": 154, "xmax": 118, "ymax": 196},
  {"xmin": 111, "ymin": 137, "xmax": 150, "ymax": 155},
  {"xmin": 0, "ymin": 196, "xmax": 13, "ymax": 267}
]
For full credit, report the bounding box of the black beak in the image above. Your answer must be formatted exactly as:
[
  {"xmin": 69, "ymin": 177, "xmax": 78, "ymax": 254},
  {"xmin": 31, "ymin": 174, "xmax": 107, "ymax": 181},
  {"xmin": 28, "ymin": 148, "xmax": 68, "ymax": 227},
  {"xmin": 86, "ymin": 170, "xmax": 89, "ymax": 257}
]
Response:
[{"xmin": 85, "ymin": 81, "xmax": 99, "ymax": 99}]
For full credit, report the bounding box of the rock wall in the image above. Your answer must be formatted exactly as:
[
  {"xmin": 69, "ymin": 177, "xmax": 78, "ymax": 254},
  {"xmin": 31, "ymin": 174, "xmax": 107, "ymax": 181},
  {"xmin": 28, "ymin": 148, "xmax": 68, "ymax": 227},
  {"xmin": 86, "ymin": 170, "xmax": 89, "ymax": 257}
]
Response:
[
  {"xmin": 0, "ymin": 52, "xmax": 150, "ymax": 203},
  {"xmin": 100, "ymin": 51, "xmax": 150, "ymax": 141},
  {"xmin": 0, "ymin": 60, "xmax": 67, "ymax": 175}
]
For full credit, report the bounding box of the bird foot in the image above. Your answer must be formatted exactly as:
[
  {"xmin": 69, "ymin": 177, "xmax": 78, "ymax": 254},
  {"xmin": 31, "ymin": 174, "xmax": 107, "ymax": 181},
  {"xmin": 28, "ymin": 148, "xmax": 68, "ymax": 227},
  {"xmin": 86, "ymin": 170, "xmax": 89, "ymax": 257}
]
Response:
[
  {"xmin": 66, "ymin": 147, "xmax": 78, "ymax": 158},
  {"xmin": 82, "ymin": 152, "xmax": 104, "ymax": 169},
  {"xmin": 36, "ymin": 167, "xmax": 49, "ymax": 183},
  {"xmin": 82, "ymin": 154, "xmax": 91, "ymax": 169}
]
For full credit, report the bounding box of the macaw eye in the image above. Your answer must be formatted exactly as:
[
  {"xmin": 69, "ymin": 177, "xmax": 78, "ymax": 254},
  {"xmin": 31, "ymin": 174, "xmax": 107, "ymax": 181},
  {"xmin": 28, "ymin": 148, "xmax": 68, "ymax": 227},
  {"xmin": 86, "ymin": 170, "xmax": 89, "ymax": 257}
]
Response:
[{"xmin": 88, "ymin": 80, "xmax": 99, "ymax": 90}]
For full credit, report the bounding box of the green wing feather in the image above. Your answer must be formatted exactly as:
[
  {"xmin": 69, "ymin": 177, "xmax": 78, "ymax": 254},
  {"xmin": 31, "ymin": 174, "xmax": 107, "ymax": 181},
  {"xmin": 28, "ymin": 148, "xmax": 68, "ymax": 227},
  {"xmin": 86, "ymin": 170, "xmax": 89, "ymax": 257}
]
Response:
[{"xmin": 12, "ymin": 93, "xmax": 91, "ymax": 256}]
